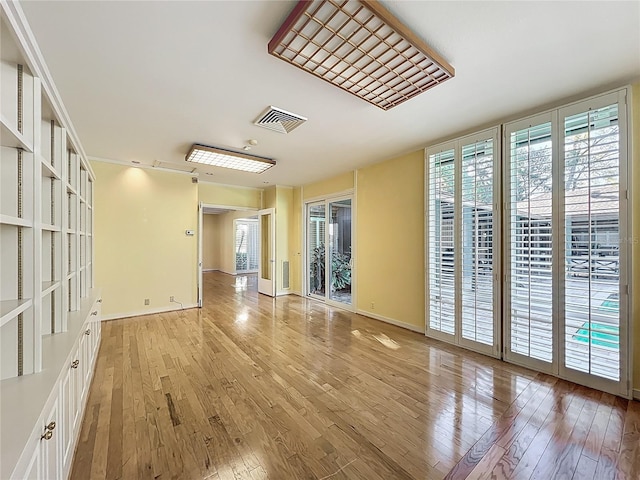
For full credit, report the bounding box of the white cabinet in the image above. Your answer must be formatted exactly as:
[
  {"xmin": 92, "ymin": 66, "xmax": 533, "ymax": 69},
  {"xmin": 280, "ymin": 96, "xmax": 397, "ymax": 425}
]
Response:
[
  {"xmin": 39, "ymin": 399, "xmax": 62, "ymax": 480},
  {"xmin": 3, "ymin": 295, "xmax": 101, "ymax": 480},
  {"xmin": 1, "ymin": 3, "xmax": 99, "ymax": 479},
  {"xmin": 60, "ymin": 345, "xmax": 80, "ymax": 475}
]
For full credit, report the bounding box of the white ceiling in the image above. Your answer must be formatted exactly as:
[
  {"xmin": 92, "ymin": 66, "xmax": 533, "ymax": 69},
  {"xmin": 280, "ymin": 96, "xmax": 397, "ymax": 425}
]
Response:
[{"xmin": 20, "ymin": 1, "xmax": 640, "ymax": 189}]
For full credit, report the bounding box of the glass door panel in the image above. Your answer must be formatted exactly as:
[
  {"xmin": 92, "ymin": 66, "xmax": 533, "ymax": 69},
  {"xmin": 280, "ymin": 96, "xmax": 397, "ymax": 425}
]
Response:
[
  {"xmin": 562, "ymin": 103, "xmax": 621, "ymax": 382},
  {"xmin": 427, "ymin": 148, "xmax": 456, "ymax": 338},
  {"xmin": 307, "ymin": 203, "xmax": 325, "ymax": 297},
  {"xmin": 460, "ymin": 139, "xmax": 496, "ymax": 348},
  {"xmin": 505, "ymin": 120, "xmax": 555, "ymax": 369},
  {"xmin": 328, "ymin": 199, "xmax": 352, "ymax": 305},
  {"xmin": 258, "ymin": 209, "xmax": 275, "ymax": 296}
]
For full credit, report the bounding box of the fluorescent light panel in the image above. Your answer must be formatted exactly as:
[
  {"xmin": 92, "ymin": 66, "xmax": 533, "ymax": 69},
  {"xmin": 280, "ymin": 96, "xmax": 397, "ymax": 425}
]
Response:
[
  {"xmin": 268, "ymin": 0, "xmax": 455, "ymax": 110},
  {"xmin": 185, "ymin": 144, "xmax": 275, "ymax": 173}
]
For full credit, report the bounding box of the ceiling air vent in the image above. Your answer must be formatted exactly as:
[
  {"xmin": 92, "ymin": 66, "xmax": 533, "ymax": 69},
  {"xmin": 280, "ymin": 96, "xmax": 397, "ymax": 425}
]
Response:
[{"xmin": 254, "ymin": 106, "xmax": 307, "ymax": 134}]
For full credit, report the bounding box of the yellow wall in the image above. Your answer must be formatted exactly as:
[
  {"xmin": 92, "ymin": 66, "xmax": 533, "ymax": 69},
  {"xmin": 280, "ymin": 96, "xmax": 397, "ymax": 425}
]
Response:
[
  {"xmin": 202, "ymin": 214, "xmax": 221, "ymax": 271},
  {"xmin": 199, "ymin": 181, "xmax": 262, "ymax": 209},
  {"xmin": 263, "ymin": 185, "xmax": 276, "ymax": 209},
  {"xmin": 632, "ymin": 82, "xmax": 639, "ymax": 390},
  {"xmin": 92, "ymin": 162, "xmax": 198, "ymax": 318},
  {"xmin": 289, "ymin": 187, "xmax": 303, "ymax": 294},
  {"xmin": 276, "ymin": 186, "xmax": 293, "ymax": 294},
  {"xmin": 356, "ymin": 152, "xmax": 425, "ymax": 330},
  {"xmin": 303, "ymin": 171, "xmax": 354, "ymax": 200}
]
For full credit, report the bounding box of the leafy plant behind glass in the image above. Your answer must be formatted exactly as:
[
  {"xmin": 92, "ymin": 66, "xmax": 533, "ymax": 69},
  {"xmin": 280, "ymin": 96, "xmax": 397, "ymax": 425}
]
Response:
[{"xmin": 310, "ymin": 244, "xmax": 351, "ymax": 293}]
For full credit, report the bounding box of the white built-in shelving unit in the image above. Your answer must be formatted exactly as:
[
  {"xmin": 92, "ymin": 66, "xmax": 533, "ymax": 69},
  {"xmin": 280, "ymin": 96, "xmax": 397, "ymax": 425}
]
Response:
[{"xmin": 1, "ymin": 2, "xmax": 101, "ymax": 478}]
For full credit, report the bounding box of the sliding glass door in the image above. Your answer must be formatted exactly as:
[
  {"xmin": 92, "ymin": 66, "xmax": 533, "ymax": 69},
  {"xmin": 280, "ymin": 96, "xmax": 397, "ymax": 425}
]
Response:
[{"xmin": 306, "ymin": 197, "xmax": 353, "ymax": 307}]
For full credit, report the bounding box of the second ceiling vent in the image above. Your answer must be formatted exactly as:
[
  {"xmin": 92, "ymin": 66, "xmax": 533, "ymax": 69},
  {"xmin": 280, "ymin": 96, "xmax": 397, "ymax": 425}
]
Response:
[{"xmin": 254, "ymin": 106, "xmax": 307, "ymax": 134}]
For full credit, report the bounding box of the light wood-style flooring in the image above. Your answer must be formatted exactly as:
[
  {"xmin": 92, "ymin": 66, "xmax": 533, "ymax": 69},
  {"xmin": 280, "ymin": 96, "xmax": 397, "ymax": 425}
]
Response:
[{"xmin": 70, "ymin": 271, "xmax": 640, "ymax": 479}]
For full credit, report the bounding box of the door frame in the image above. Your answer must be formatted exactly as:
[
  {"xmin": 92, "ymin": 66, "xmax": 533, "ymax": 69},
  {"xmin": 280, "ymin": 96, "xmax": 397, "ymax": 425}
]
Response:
[{"xmin": 303, "ymin": 191, "xmax": 355, "ymax": 311}]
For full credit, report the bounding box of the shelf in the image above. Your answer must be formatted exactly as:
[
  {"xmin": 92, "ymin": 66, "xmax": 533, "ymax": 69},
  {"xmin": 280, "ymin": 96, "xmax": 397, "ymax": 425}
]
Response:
[
  {"xmin": 41, "ymin": 223, "xmax": 61, "ymax": 232},
  {"xmin": 79, "ymin": 196, "xmax": 86, "ymax": 204},
  {"xmin": 0, "ymin": 215, "xmax": 33, "ymax": 228},
  {"xmin": 66, "ymin": 184, "xmax": 78, "ymax": 196},
  {"xmin": 0, "ymin": 115, "xmax": 34, "ymax": 153},
  {"xmin": 0, "ymin": 299, "xmax": 33, "ymax": 327},
  {"xmin": 66, "ymin": 229, "xmax": 77, "ymax": 235},
  {"xmin": 40, "ymin": 157, "xmax": 62, "ymax": 180},
  {"xmin": 41, "ymin": 281, "xmax": 61, "ymax": 297},
  {"xmin": 66, "ymin": 272, "xmax": 76, "ymax": 281}
]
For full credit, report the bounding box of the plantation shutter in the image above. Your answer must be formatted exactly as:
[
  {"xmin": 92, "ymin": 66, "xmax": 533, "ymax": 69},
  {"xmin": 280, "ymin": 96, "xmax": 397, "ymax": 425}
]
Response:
[
  {"xmin": 562, "ymin": 103, "xmax": 621, "ymax": 381},
  {"xmin": 427, "ymin": 147, "xmax": 456, "ymax": 336},
  {"xmin": 506, "ymin": 120, "xmax": 554, "ymax": 364},
  {"xmin": 460, "ymin": 138, "xmax": 496, "ymax": 346}
]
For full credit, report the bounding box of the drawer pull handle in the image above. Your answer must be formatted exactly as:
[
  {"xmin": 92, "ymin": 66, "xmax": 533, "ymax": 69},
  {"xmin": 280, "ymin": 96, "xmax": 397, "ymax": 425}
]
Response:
[
  {"xmin": 85, "ymin": 329, "xmax": 91, "ymax": 335},
  {"xmin": 97, "ymin": 299, "xmax": 102, "ymax": 303},
  {"xmin": 71, "ymin": 360, "xmax": 79, "ymax": 369},
  {"xmin": 41, "ymin": 430, "xmax": 53, "ymax": 441},
  {"xmin": 91, "ymin": 311, "xmax": 98, "ymax": 316},
  {"xmin": 46, "ymin": 421, "xmax": 56, "ymax": 431}
]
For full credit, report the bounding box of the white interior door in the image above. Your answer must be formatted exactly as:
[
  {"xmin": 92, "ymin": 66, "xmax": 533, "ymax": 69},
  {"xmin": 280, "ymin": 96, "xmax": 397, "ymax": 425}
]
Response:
[{"xmin": 258, "ymin": 208, "xmax": 275, "ymax": 296}]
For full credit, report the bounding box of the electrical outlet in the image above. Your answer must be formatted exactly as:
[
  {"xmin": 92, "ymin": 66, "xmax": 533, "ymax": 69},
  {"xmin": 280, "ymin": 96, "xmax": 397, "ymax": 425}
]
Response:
[
  {"xmin": 371, "ymin": 302, "xmax": 375, "ymax": 310},
  {"xmin": 170, "ymin": 296, "xmax": 175, "ymax": 302},
  {"xmin": 144, "ymin": 299, "xmax": 150, "ymax": 305}
]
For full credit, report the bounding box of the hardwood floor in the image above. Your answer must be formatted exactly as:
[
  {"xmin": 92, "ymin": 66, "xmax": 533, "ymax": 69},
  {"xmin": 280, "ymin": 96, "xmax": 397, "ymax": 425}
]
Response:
[{"xmin": 70, "ymin": 271, "xmax": 640, "ymax": 480}]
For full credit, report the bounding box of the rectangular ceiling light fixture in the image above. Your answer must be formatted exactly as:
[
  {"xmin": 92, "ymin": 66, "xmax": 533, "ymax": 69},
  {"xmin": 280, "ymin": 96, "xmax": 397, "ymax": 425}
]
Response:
[
  {"xmin": 185, "ymin": 144, "xmax": 275, "ymax": 173},
  {"xmin": 268, "ymin": 0, "xmax": 455, "ymax": 110}
]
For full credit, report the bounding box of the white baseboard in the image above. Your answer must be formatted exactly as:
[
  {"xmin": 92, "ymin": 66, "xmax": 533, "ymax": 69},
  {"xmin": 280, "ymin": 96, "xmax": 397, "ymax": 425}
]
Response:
[
  {"xmin": 356, "ymin": 309, "xmax": 425, "ymax": 334},
  {"xmin": 634, "ymin": 388, "xmax": 640, "ymax": 400},
  {"xmin": 202, "ymin": 268, "xmax": 218, "ymax": 272},
  {"xmin": 101, "ymin": 303, "xmax": 198, "ymax": 321}
]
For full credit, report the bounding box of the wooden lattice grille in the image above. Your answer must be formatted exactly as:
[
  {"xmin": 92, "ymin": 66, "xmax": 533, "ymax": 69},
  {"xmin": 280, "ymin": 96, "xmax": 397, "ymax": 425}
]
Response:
[{"xmin": 269, "ymin": 0, "xmax": 454, "ymax": 110}]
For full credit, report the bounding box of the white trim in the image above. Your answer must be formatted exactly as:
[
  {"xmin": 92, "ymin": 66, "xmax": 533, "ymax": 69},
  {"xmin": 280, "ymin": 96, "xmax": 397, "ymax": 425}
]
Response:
[
  {"xmin": 357, "ymin": 309, "xmax": 425, "ymax": 334},
  {"xmin": 202, "ymin": 268, "xmax": 218, "ymax": 272},
  {"xmin": 202, "ymin": 202, "xmax": 258, "ymax": 213},
  {"xmin": 101, "ymin": 303, "xmax": 198, "ymax": 321},
  {"xmin": 634, "ymin": 388, "xmax": 640, "ymax": 401},
  {"xmin": 303, "ymin": 188, "xmax": 355, "ymax": 204},
  {"xmin": 198, "ymin": 179, "xmax": 264, "ymax": 191},
  {"xmin": 198, "ymin": 202, "xmax": 203, "ymax": 307},
  {"xmin": 627, "ymin": 86, "xmax": 634, "ymax": 395},
  {"xmin": 89, "ymin": 155, "xmax": 197, "ymax": 177}
]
